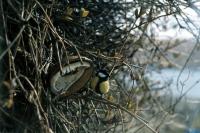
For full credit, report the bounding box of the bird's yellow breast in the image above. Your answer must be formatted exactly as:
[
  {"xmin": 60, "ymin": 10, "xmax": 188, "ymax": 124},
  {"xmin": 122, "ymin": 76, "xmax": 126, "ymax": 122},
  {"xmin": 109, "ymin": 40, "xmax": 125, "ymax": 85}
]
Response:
[{"xmin": 99, "ymin": 80, "xmax": 110, "ymax": 94}]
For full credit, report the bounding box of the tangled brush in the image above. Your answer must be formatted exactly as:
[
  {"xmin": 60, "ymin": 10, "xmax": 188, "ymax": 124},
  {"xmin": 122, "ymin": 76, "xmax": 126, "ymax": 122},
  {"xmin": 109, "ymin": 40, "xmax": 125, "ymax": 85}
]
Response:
[{"xmin": 1, "ymin": 0, "xmax": 193, "ymax": 132}]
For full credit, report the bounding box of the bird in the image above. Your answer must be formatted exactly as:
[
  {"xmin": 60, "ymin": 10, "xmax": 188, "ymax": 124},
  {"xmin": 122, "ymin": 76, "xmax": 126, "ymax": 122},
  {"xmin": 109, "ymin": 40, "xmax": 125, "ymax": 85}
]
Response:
[
  {"xmin": 61, "ymin": 6, "xmax": 89, "ymax": 21},
  {"xmin": 91, "ymin": 69, "xmax": 110, "ymax": 94},
  {"xmin": 80, "ymin": 8, "xmax": 89, "ymax": 17}
]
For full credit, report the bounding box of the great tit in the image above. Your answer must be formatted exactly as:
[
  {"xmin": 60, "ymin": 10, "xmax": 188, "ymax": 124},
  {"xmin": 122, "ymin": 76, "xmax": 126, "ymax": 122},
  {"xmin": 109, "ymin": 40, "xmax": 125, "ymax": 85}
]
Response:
[
  {"xmin": 62, "ymin": 7, "xmax": 89, "ymax": 21},
  {"xmin": 80, "ymin": 8, "xmax": 89, "ymax": 17},
  {"xmin": 91, "ymin": 70, "xmax": 110, "ymax": 94}
]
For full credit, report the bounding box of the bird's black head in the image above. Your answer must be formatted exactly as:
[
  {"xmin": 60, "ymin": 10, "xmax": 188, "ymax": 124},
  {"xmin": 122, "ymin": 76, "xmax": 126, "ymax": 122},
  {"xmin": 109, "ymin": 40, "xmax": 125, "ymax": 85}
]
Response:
[{"xmin": 97, "ymin": 70, "xmax": 109, "ymax": 81}]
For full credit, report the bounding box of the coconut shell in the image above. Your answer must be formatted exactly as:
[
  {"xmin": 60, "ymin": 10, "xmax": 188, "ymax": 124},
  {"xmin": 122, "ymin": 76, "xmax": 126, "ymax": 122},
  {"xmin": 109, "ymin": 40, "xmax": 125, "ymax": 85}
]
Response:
[{"xmin": 50, "ymin": 56, "xmax": 93, "ymax": 97}]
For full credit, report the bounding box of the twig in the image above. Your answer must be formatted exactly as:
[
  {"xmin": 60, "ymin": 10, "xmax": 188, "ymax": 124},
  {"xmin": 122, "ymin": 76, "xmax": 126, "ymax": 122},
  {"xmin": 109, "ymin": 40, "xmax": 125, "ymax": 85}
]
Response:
[{"xmin": 85, "ymin": 96, "xmax": 158, "ymax": 133}]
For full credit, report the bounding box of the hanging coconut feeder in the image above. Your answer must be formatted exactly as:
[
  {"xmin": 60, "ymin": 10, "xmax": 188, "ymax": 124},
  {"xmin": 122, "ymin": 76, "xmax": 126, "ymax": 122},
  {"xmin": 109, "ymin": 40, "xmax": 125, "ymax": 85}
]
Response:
[{"xmin": 50, "ymin": 56, "xmax": 93, "ymax": 97}]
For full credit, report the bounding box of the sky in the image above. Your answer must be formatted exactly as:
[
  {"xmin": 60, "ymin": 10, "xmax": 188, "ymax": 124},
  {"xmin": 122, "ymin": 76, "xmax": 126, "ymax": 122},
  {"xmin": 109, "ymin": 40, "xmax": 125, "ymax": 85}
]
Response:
[{"xmin": 152, "ymin": 2, "xmax": 200, "ymax": 40}]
